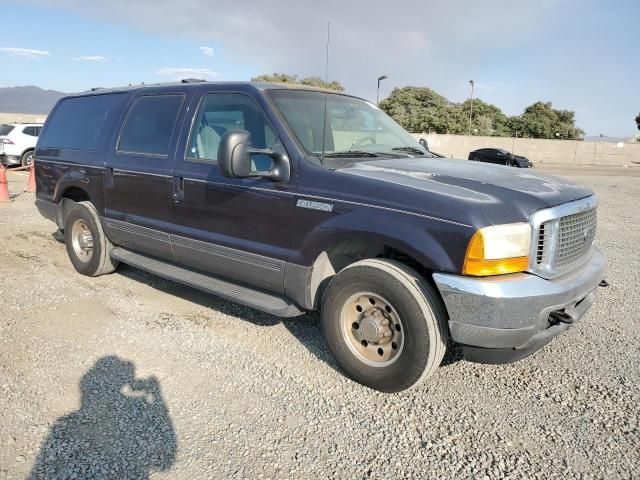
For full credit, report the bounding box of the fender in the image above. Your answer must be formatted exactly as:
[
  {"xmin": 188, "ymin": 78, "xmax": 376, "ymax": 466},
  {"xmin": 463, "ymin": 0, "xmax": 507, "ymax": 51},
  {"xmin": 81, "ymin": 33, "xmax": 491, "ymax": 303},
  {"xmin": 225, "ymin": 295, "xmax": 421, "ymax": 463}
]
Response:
[
  {"xmin": 284, "ymin": 205, "xmax": 474, "ymax": 309},
  {"xmin": 53, "ymin": 170, "xmax": 90, "ymax": 200},
  {"xmin": 291, "ymin": 204, "xmax": 472, "ymax": 273}
]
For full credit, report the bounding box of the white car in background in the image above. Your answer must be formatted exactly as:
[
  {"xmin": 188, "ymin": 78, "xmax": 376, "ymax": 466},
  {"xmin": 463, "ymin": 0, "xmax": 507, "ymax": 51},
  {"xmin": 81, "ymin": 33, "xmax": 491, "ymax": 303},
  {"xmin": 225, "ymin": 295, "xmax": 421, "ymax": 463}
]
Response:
[{"xmin": 0, "ymin": 123, "xmax": 43, "ymax": 166}]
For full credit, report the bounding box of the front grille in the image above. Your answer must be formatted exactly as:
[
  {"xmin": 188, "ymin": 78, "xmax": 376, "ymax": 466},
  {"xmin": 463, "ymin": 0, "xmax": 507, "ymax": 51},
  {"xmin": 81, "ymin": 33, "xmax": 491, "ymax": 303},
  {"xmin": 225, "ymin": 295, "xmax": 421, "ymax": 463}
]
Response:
[
  {"xmin": 555, "ymin": 208, "xmax": 597, "ymax": 268},
  {"xmin": 530, "ymin": 197, "xmax": 597, "ymax": 278}
]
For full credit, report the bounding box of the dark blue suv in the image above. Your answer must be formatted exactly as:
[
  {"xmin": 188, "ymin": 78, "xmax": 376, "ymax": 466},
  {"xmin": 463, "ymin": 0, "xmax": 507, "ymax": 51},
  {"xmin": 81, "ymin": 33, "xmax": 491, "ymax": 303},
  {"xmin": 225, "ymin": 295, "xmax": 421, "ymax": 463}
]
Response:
[{"xmin": 34, "ymin": 81, "xmax": 607, "ymax": 392}]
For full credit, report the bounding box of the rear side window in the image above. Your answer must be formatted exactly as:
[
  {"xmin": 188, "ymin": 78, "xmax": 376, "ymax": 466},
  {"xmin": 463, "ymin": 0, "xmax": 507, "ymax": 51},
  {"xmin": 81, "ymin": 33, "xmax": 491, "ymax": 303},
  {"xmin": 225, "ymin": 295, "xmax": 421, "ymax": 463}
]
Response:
[
  {"xmin": 0, "ymin": 124, "xmax": 14, "ymax": 136},
  {"xmin": 39, "ymin": 94, "xmax": 126, "ymax": 151},
  {"xmin": 23, "ymin": 126, "xmax": 38, "ymax": 137},
  {"xmin": 118, "ymin": 95, "xmax": 183, "ymax": 156}
]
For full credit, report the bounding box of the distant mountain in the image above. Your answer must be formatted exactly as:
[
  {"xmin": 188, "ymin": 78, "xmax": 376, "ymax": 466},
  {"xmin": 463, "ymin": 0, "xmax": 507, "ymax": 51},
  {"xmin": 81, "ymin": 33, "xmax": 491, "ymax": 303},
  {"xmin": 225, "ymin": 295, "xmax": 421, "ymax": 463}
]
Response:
[{"xmin": 0, "ymin": 86, "xmax": 68, "ymax": 114}]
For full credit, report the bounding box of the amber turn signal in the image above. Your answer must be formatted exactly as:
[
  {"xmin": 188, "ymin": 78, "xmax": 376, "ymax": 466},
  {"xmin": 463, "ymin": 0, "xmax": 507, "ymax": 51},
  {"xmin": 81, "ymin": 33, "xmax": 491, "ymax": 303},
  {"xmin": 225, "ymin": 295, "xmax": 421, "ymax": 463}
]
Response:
[{"xmin": 462, "ymin": 224, "xmax": 531, "ymax": 276}]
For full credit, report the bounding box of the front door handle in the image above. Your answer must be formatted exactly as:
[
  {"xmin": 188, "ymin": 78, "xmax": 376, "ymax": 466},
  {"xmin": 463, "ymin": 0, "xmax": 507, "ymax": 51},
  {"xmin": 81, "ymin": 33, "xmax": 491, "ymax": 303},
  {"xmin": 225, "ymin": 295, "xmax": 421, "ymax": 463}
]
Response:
[{"xmin": 171, "ymin": 176, "xmax": 184, "ymax": 202}]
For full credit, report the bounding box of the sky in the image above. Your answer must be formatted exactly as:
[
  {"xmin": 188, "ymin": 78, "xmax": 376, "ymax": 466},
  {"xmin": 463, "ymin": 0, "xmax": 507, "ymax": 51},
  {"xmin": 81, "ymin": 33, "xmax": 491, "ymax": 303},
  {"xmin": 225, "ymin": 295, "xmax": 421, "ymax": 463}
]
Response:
[{"xmin": 0, "ymin": 0, "xmax": 637, "ymax": 137}]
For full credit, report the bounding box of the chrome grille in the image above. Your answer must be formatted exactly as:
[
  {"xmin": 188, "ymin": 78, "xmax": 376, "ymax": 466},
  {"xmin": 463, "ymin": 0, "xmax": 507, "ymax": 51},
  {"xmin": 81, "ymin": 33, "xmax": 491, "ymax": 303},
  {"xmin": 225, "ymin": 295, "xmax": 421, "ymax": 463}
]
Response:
[
  {"xmin": 530, "ymin": 196, "xmax": 597, "ymax": 278},
  {"xmin": 555, "ymin": 208, "xmax": 597, "ymax": 268}
]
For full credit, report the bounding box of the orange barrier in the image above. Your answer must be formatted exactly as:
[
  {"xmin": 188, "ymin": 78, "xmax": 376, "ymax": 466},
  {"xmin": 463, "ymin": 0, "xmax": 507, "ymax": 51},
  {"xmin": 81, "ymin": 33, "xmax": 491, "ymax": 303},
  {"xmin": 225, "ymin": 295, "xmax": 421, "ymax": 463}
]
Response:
[
  {"xmin": 0, "ymin": 162, "xmax": 37, "ymax": 201},
  {"xmin": 0, "ymin": 164, "xmax": 9, "ymax": 203},
  {"xmin": 26, "ymin": 162, "xmax": 36, "ymax": 193}
]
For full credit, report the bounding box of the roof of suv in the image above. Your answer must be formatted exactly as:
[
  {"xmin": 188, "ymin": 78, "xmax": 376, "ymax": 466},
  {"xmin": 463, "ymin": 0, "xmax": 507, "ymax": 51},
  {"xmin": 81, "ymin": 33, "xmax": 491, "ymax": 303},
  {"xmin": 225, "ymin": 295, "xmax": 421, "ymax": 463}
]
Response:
[
  {"xmin": 2, "ymin": 123, "xmax": 43, "ymax": 127},
  {"xmin": 67, "ymin": 81, "xmax": 365, "ymax": 102}
]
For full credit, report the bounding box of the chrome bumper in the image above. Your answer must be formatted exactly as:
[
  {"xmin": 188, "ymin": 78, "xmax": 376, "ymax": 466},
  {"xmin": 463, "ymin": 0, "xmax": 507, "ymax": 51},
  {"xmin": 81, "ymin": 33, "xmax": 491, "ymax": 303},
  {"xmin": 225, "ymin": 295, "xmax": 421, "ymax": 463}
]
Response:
[{"xmin": 433, "ymin": 247, "xmax": 607, "ymax": 363}]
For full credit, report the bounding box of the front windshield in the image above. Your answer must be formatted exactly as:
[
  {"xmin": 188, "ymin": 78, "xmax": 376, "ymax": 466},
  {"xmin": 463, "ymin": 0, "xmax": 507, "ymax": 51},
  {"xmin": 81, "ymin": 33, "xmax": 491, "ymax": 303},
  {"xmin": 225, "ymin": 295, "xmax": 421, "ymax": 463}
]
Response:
[{"xmin": 267, "ymin": 89, "xmax": 430, "ymax": 159}]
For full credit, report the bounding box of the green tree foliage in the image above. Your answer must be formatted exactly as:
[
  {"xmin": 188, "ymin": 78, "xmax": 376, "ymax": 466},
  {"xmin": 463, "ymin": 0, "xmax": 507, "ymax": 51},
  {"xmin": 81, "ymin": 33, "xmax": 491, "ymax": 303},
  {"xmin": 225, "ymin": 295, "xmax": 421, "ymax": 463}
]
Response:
[
  {"xmin": 512, "ymin": 101, "xmax": 584, "ymax": 139},
  {"xmin": 251, "ymin": 73, "xmax": 344, "ymax": 91},
  {"xmin": 378, "ymin": 87, "xmax": 462, "ymax": 134},
  {"xmin": 251, "ymin": 73, "xmax": 298, "ymax": 84},
  {"xmin": 379, "ymin": 86, "xmax": 584, "ymax": 139},
  {"xmin": 636, "ymin": 112, "xmax": 640, "ymax": 131},
  {"xmin": 459, "ymin": 98, "xmax": 510, "ymax": 136}
]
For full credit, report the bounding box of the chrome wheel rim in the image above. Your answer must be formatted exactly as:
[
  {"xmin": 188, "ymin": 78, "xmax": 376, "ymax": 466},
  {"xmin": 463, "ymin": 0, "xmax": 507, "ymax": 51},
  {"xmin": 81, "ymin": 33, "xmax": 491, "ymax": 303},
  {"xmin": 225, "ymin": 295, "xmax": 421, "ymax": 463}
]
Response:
[
  {"xmin": 71, "ymin": 219, "xmax": 94, "ymax": 263},
  {"xmin": 340, "ymin": 292, "xmax": 404, "ymax": 367}
]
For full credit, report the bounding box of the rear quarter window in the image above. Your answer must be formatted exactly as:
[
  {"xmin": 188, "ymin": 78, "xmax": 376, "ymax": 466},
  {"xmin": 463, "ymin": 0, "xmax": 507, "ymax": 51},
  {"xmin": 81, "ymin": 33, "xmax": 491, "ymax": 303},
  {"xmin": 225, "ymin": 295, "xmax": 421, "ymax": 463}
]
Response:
[
  {"xmin": 0, "ymin": 124, "xmax": 14, "ymax": 136},
  {"xmin": 39, "ymin": 94, "xmax": 127, "ymax": 151}
]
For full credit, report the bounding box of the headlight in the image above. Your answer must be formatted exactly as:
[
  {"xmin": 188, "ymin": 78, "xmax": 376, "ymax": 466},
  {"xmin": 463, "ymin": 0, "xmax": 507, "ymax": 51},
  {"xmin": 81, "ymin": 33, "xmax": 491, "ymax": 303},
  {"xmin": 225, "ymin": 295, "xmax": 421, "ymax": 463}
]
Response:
[{"xmin": 463, "ymin": 223, "xmax": 531, "ymax": 276}]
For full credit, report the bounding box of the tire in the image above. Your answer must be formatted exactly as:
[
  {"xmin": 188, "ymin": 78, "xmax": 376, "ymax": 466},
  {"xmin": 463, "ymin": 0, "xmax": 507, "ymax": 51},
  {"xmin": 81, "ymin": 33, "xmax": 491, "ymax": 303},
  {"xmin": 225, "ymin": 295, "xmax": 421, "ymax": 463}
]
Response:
[
  {"xmin": 21, "ymin": 150, "xmax": 34, "ymax": 167},
  {"xmin": 64, "ymin": 201, "xmax": 119, "ymax": 276},
  {"xmin": 321, "ymin": 259, "xmax": 447, "ymax": 392},
  {"xmin": 506, "ymin": 158, "xmax": 514, "ymax": 167}
]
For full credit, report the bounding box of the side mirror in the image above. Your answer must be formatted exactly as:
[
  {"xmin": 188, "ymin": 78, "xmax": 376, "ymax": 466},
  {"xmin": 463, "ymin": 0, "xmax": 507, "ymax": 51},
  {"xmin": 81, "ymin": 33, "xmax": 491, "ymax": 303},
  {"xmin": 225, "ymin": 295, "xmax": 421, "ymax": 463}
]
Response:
[
  {"xmin": 419, "ymin": 138, "xmax": 430, "ymax": 152},
  {"xmin": 217, "ymin": 129, "xmax": 290, "ymax": 182}
]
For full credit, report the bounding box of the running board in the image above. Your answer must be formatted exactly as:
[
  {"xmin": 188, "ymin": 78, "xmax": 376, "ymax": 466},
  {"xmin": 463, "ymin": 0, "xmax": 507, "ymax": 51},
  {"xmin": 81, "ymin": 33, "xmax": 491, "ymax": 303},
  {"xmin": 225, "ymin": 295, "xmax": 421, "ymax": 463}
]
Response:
[{"xmin": 110, "ymin": 247, "xmax": 305, "ymax": 317}]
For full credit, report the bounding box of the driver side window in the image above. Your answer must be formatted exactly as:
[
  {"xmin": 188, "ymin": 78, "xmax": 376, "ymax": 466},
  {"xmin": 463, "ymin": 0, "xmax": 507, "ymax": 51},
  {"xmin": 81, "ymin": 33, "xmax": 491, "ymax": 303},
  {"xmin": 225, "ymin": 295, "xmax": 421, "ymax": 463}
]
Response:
[{"xmin": 187, "ymin": 92, "xmax": 279, "ymax": 171}]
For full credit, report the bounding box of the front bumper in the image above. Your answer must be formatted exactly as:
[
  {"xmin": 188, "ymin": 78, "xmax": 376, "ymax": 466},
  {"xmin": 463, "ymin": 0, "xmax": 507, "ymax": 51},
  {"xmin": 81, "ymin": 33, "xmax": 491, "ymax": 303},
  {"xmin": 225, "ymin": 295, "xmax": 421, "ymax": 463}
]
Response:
[{"xmin": 433, "ymin": 247, "xmax": 607, "ymax": 364}]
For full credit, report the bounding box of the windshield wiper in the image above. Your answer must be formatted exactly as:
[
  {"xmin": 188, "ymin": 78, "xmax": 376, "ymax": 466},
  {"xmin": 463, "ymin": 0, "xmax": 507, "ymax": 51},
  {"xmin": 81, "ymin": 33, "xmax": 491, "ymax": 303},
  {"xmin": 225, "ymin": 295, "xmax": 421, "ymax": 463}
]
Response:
[
  {"xmin": 323, "ymin": 150, "xmax": 380, "ymax": 158},
  {"xmin": 391, "ymin": 146, "xmax": 426, "ymax": 155}
]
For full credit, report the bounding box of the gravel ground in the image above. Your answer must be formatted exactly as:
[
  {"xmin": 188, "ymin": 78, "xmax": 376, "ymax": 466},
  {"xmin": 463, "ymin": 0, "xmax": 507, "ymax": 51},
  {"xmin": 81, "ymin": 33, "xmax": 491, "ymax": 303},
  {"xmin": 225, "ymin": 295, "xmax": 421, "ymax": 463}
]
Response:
[{"xmin": 0, "ymin": 166, "xmax": 638, "ymax": 479}]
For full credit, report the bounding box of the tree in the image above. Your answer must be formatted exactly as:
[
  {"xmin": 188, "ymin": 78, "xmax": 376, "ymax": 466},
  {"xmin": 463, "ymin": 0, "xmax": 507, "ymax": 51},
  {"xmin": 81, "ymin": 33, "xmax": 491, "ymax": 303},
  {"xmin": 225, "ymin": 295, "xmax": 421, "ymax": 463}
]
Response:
[
  {"xmin": 636, "ymin": 112, "xmax": 640, "ymax": 131},
  {"xmin": 251, "ymin": 73, "xmax": 344, "ymax": 91},
  {"xmin": 298, "ymin": 76, "xmax": 345, "ymax": 92},
  {"xmin": 251, "ymin": 73, "xmax": 298, "ymax": 84},
  {"xmin": 459, "ymin": 98, "xmax": 510, "ymax": 136},
  {"xmin": 378, "ymin": 87, "xmax": 463, "ymax": 134},
  {"xmin": 515, "ymin": 101, "xmax": 584, "ymax": 139}
]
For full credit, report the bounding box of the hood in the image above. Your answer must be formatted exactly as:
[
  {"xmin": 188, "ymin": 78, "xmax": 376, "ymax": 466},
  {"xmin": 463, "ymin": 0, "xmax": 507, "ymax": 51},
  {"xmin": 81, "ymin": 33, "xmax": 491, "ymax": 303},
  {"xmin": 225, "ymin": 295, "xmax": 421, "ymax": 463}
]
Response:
[{"xmin": 338, "ymin": 157, "xmax": 593, "ymax": 226}]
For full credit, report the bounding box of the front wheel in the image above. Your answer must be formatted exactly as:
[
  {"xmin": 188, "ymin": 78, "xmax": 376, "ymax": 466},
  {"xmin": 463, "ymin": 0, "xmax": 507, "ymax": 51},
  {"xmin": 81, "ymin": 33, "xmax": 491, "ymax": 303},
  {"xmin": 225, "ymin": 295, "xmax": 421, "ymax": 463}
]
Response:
[{"xmin": 321, "ymin": 259, "xmax": 447, "ymax": 392}]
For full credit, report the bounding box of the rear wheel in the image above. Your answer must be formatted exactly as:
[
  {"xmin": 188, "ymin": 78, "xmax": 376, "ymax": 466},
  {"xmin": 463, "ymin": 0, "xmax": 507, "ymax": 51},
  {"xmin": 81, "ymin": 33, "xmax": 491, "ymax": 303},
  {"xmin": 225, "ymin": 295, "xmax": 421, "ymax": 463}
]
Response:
[
  {"xmin": 21, "ymin": 150, "xmax": 34, "ymax": 167},
  {"xmin": 321, "ymin": 259, "xmax": 447, "ymax": 392},
  {"xmin": 64, "ymin": 201, "xmax": 118, "ymax": 276}
]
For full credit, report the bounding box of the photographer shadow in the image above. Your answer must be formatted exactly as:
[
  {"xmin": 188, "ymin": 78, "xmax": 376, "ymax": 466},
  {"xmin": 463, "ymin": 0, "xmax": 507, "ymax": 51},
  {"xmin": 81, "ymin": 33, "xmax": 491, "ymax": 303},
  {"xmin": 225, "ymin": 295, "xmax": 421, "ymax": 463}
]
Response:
[{"xmin": 29, "ymin": 356, "xmax": 177, "ymax": 480}]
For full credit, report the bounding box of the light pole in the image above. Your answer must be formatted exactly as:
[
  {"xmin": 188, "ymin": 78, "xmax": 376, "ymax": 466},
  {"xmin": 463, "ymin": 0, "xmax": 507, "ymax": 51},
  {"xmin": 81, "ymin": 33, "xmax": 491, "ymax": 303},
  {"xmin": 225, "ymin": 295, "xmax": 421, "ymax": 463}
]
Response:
[
  {"xmin": 377, "ymin": 75, "xmax": 388, "ymax": 106},
  {"xmin": 468, "ymin": 80, "xmax": 475, "ymax": 135}
]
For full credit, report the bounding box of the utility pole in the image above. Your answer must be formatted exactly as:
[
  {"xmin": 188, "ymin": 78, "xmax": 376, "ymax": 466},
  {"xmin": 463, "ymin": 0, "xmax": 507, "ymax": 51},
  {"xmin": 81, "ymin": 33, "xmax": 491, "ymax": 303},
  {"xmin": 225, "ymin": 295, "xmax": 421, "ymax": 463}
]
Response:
[{"xmin": 468, "ymin": 80, "xmax": 475, "ymax": 135}]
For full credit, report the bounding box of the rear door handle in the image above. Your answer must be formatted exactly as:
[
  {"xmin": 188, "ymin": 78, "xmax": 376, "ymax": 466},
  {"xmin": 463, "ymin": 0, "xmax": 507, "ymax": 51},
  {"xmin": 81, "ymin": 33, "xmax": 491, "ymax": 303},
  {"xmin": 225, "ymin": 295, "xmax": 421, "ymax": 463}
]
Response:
[
  {"xmin": 171, "ymin": 176, "xmax": 184, "ymax": 202},
  {"xmin": 105, "ymin": 167, "xmax": 114, "ymax": 188}
]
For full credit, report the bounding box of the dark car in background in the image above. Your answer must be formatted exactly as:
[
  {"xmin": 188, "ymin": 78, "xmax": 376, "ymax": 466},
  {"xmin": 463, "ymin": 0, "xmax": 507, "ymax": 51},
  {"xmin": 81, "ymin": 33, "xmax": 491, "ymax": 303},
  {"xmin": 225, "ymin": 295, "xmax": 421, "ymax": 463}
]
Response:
[{"xmin": 468, "ymin": 148, "xmax": 533, "ymax": 168}]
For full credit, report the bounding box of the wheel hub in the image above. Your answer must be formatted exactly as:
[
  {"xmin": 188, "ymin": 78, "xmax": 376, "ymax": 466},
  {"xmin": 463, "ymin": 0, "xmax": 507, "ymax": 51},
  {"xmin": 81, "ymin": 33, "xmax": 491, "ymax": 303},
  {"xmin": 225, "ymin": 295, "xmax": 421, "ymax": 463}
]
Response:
[
  {"xmin": 71, "ymin": 219, "xmax": 94, "ymax": 263},
  {"xmin": 340, "ymin": 292, "xmax": 405, "ymax": 367},
  {"xmin": 78, "ymin": 231, "xmax": 93, "ymax": 250},
  {"xmin": 360, "ymin": 308, "xmax": 393, "ymax": 344}
]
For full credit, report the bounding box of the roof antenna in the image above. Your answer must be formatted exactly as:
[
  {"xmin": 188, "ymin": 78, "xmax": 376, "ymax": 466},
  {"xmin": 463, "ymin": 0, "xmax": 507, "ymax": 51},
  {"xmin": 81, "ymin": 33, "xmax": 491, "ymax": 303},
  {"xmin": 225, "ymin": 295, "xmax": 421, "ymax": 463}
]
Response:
[
  {"xmin": 324, "ymin": 21, "xmax": 330, "ymax": 85},
  {"xmin": 320, "ymin": 22, "xmax": 330, "ymax": 164}
]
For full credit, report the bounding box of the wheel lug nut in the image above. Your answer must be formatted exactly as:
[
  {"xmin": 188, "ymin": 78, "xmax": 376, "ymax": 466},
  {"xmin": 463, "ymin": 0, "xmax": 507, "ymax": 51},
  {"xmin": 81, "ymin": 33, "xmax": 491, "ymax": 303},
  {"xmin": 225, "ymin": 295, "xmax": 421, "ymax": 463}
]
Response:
[
  {"xmin": 384, "ymin": 331, "xmax": 392, "ymax": 338},
  {"xmin": 381, "ymin": 319, "xmax": 389, "ymax": 326}
]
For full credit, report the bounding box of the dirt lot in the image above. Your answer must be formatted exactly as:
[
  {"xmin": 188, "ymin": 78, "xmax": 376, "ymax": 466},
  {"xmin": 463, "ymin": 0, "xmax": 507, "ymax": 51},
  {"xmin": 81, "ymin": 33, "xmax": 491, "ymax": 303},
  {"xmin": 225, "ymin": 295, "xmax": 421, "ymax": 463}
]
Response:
[{"xmin": 1, "ymin": 166, "xmax": 639, "ymax": 479}]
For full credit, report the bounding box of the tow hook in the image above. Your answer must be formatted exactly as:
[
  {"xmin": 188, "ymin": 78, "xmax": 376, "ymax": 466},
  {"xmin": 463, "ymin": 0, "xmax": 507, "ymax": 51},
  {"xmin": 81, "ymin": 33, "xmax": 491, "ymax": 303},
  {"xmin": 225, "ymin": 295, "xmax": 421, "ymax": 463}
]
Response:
[
  {"xmin": 599, "ymin": 279, "xmax": 610, "ymax": 288},
  {"xmin": 549, "ymin": 311, "xmax": 574, "ymax": 325}
]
